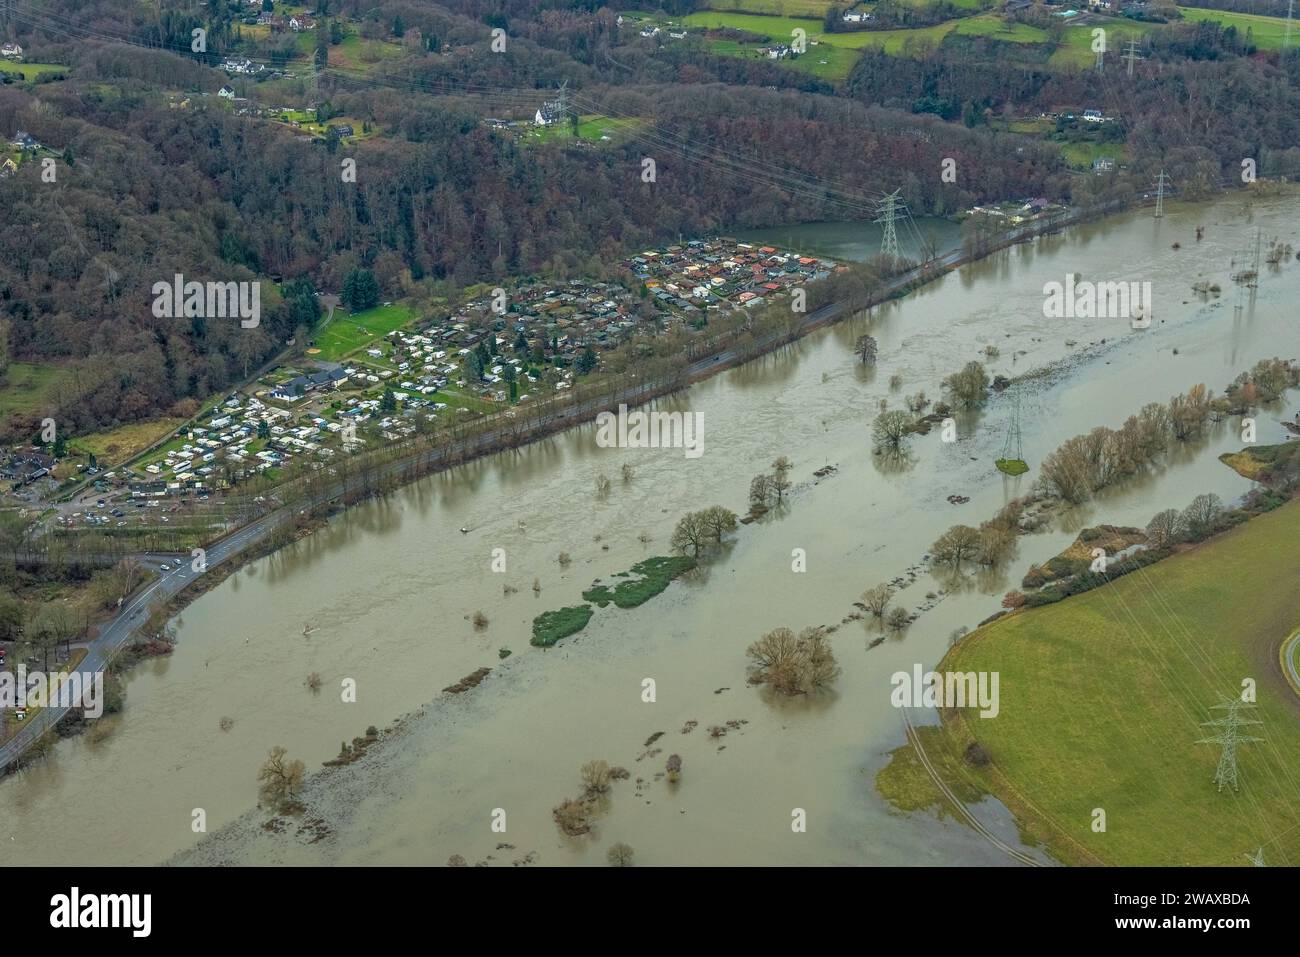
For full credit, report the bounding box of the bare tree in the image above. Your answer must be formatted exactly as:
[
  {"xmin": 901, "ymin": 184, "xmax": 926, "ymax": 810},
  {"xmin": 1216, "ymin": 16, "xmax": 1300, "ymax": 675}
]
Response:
[
  {"xmin": 746, "ymin": 626, "xmax": 839, "ymax": 695},
  {"xmin": 943, "ymin": 361, "xmax": 990, "ymax": 409},
  {"xmin": 771, "ymin": 456, "xmax": 793, "ymax": 503},
  {"xmin": 860, "ymin": 583, "xmax": 893, "ymax": 617},
  {"xmin": 581, "ymin": 759, "xmax": 612, "ymax": 796},
  {"xmin": 607, "ymin": 842, "xmax": 635, "ymax": 866},
  {"xmin": 749, "ymin": 473, "xmax": 775, "ymax": 510},
  {"xmin": 1145, "ymin": 508, "xmax": 1182, "ymax": 548},
  {"xmin": 977, "ymin": 525, "xmax": 1017, "ymax": 566},
  {"xmin": 931, "ymin": 525, "xmax": 982, "ymax": 565},
  {"xmin": 1169, "ymin": 384, "xmax": 1212, "ymax": 440},
  {"xmin": 855, "ymin": 334, "xmax": 878, "ymax": 364},
  {"xmin": 1180, "ymin": 492, "xmax": 1222, "ymax": 539},
  {"xmin": 872, "ymin": 410, "xmax": 914, "ymax": 452},
  {"xmin": 700, "ymin": 505, "xmax": 738, "ymax": 543},
  {"xmin": 257, "ymin": 746, "xmax": 306, "ymax": 810},
  {"xmin": 670, "ymin": 511, "xmax": 708, "ymax": 558}
]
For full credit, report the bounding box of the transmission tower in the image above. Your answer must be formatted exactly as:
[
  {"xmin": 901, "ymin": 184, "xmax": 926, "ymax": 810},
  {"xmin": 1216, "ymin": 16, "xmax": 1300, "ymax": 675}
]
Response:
[
  {"xmin": 1123, "ymin": 38, "xmax": 1143, "ymax": 78},
  {"xmin": 1245, "ymin": 847, "xmax": 1267, "ymax": 866},
  {"xmin": 555, "ymin": 79, "xmax": 569, "ymax": 124},
  {"xmin": 874, "ymin": 189, "xmax": 903, "ymax": 264},
  {"xmin": 995, "ymin": 383, "xmax": 1028, "ymax": 476},
  {"xmin": 1095, "ymin": 40, "xmax": 1105, "ymax": 73},
  {"xmin": 1154, "ymin": 170, "xmax": 1169, "ymax": 218},
  {"xmin": 1196, "ymin": 699, "xmax": 1263, "ymax": 793}
]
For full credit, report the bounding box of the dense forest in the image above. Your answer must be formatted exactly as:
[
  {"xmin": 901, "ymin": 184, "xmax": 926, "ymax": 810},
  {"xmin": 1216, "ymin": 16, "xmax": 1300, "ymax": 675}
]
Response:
[{"xmin": 0, "ymin": 0, "xmax": 1296, "ymax": 439}]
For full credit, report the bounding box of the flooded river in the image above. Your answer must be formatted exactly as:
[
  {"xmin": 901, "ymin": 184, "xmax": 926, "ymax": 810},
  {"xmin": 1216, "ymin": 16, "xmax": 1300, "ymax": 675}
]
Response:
[{"xmin": 4, "ymin": 193, "xmax": 1298, "ymax": 866}]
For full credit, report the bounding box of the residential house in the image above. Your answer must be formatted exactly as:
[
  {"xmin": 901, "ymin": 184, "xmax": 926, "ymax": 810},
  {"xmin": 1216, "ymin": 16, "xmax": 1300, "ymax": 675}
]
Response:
[
  {"xmin": 534, "ymin": 100, "xmax": 563, "ymax": 126},
  {"xmin": 0, "ymin": 42, "xmax": 22, "ymax": 60}
]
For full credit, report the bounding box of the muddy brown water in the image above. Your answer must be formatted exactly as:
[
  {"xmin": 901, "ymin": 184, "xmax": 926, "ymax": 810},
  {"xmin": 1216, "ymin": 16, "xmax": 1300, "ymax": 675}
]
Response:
[{"xmin": 3, "ymin": 194, "xmax": 1298, "ymax": 866}]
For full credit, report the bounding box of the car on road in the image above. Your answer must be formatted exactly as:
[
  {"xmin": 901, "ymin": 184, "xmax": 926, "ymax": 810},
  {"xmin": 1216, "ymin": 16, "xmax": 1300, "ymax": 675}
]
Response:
[{"xmin": 159, "ymin": 563, "xmax": 170, "ymax": 571}]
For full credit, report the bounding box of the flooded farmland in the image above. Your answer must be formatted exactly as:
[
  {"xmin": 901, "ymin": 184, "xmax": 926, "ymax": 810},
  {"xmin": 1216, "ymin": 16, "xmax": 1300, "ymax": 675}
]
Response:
[{"xmin": 4, "ymin": 193, "xmax": 1298, "ymax": 866}]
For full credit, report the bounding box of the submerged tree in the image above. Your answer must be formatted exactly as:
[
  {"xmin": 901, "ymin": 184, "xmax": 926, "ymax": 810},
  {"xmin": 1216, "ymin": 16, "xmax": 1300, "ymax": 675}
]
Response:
[
  {"xmin": 257, "ymin": 746, "xmax": 306, "ymax": 811},
  {"xmin": 872, "ymin": 410, "xmax": 915, "ymax": 452}
]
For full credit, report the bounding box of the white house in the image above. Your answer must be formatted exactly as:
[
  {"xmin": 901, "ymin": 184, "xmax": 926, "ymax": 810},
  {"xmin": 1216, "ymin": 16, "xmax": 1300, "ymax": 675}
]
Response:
[
  {"xmin": 0, "ymin": 42, "xmax": 22, "ymax": 60},
  {"xmin": 534, "ymin": 100, "xmax": 563, "ymax": 126},
  {"xmin": 842, "ymin": 11, "xmax": 866, "ymax": 23},
  {"xmin": 218, "ymin": 86, "xmax": 236, "ymax": 99}
]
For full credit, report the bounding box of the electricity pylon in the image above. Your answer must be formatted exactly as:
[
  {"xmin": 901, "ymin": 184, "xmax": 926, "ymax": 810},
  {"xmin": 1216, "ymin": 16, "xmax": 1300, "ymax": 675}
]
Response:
[
  {"xmin": 874, "ymin": 189, "xmax": 902, "ymax": 264},
  {"xmin": 1197, "ymin": 699, "xmax": 1263, "ymax": 793},
  {"xmin": 1154, "ymin": 170, "xmax": 1169, "ymax": 218},
  {"xmin": 1123, "ymin": 38, "xmax": 1143, "ymax": 77},
  {"xmin": 1245, "ymin": 847, "xmax": 1267, "ymax": 866}
]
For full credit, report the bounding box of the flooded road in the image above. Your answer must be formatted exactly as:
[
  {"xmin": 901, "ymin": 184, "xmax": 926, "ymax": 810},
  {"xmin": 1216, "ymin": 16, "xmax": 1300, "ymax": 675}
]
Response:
[{"xmin": 4, "ymin": 193, "xmax": 1298, "ymax": 866}]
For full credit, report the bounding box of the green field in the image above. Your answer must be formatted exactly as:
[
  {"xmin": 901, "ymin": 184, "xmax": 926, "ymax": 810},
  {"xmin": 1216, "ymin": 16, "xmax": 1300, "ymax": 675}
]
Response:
[
  {"xmin": 676, "ymin": 10, "xmax": 1054, "ymax": 77},
  {"xmin": 1050, "ymin": 19, "xmax": 1153, "ymax": 68},
  {"xmin": 0, "ymin": 362, "xmax": 69, "ymax": 418},
  {"xmin": 1057, "ymin": 138, "xmax": 1128, "ymax": 170},
  {"xmin": 0, "ymin": 61, "xmax": 68, "ymax": 80},
  {"xmin": 927, "ymin": 499, "xmax": 1300, "ymax": 866},
  {"xmin": 529, "ymin": 115, "xmax": 646, "ymax": 145},
  {"xmin": 313, "ymin": 304, "xmax": 417, "ymax": 361},
  {"xmin": 1178, "ymin": 6, "xmax": 1292, "ymax": 50},
  {"xmin": 72, "ymin": 418, "xmax": 185, "ymax": 467},
  {"xmin": 703, "ymin": 0, "xmax": 841, "ymax": 15}
]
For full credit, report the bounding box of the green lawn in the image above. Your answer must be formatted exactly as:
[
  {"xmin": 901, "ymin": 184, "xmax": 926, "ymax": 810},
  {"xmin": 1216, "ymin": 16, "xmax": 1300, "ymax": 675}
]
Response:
[
  {"xmin": 313, "ymin": 304, "xmax": 418, "ymax": 361},
  {"xmin": 1057, "ymin": 138, "xmax": 1129, "ymax": 170},
  {"xmin": 0, "ymin": 61, "xmax": 68, "ymax": 80},
  {"xmin": 931, "ymin": 499, "xmax": 1300, "ymax": 866},
  {"xmin": 1177, "ymin": 6, "xmax": 1292, "ymax": 50}
]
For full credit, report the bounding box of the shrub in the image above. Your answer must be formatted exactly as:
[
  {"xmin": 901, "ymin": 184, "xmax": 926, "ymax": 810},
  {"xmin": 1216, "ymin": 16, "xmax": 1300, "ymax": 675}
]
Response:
[
  {"xmin": 607, "ymin": 842, "xmax": 635, "ymax": 867},
  {"xmin": 860, "ymin": 583, "xmax": 893, "ymax": 617},
  {"xmin": 581, "ymin": 759, "xmax": 612, "ymax": 796}
]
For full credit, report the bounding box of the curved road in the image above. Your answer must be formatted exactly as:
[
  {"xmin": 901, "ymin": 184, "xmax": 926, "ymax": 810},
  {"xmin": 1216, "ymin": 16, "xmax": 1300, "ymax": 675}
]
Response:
[{"xmin": 1282, "ymin": 628, "xmax": 1300, "ymax": 698}]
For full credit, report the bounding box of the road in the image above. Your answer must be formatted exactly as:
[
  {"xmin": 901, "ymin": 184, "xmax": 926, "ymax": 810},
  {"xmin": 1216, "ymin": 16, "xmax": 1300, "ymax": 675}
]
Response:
[
  {"xmin": 1282, "ymin": 628, "xmax": 1300, "ymax": 698},
  {"xmin": 0, "ymin": 515, "xmax": 279, "ymax": 773}
]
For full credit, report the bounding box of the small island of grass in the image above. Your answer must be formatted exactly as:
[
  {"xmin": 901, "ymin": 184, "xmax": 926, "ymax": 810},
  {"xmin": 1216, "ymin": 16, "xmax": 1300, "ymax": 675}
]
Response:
[
  {"xmin": 531, "ymin": 604, "xmax": 595, "ymax": 647},
  {"xmin": 582, "ymin": 555, "xmax": 697, "ymax": 609}
]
